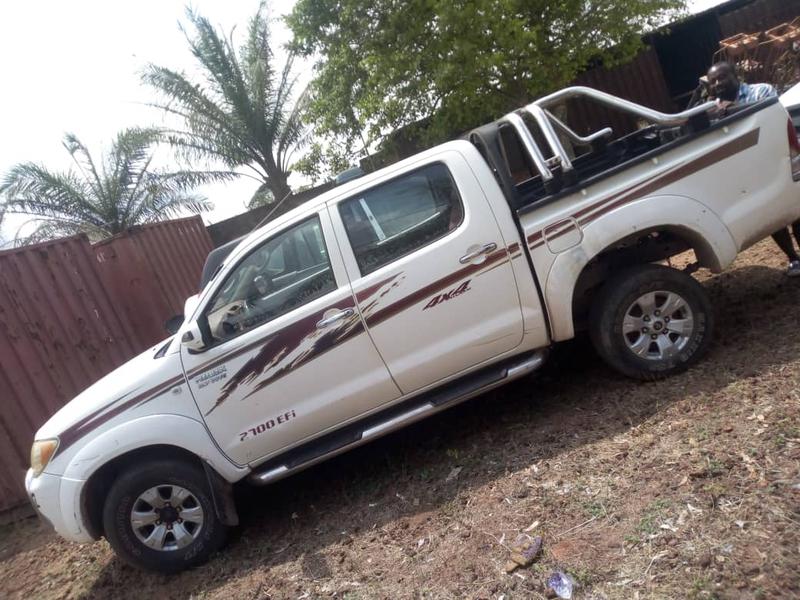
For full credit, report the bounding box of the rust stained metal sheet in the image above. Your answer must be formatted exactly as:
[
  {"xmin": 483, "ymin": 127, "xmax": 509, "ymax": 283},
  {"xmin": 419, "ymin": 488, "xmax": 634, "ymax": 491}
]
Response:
[{"xmin": 0, "ymin": 216, "xmax": 212, "ymax": 513}]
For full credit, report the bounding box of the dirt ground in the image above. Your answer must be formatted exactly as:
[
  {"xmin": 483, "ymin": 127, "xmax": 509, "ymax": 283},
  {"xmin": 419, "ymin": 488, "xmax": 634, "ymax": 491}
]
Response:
[{"xmin": 1, "ymin": 239, "xmax": 799, "ymax": 600}]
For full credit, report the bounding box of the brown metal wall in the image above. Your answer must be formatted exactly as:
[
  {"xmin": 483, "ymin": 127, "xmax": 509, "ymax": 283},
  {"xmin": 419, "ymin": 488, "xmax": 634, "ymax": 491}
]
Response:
[
  {"xmin": 94, "ymin": 216, "xmax": 212, "ymax": 329},
  {"xmin": 567, "ymin": 46, "xmax": 675, "ymax": 137},
  {"xmin": 719, "ymin": 0, "xmax": 800, "ymax": 38},
  {"xmin": 0, "ymin": 216, "xmax": 212, "ymax": 512}
]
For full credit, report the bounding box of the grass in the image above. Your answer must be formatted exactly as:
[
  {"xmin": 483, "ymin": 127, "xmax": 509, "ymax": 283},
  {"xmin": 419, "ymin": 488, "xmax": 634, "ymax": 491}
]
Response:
[{"xmin": 632, "ymin": 498, "xmax": 672, "ymax": 539}]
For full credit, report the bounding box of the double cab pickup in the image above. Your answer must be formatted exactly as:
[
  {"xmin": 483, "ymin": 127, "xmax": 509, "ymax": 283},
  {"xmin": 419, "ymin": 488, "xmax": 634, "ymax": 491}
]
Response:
[{"xmin": 26, "ymin": 87, "xmax": 800, "ymax": 572}]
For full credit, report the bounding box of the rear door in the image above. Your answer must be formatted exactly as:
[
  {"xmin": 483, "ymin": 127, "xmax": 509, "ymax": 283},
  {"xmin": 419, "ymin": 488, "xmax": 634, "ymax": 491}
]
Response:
[
  {"xmin": 180, "ymin": 209, "xmax": 401, "ymax": 465},
  {"xmin": 329, "ymin": 151, "xmax": 524, "ymax": 393}
]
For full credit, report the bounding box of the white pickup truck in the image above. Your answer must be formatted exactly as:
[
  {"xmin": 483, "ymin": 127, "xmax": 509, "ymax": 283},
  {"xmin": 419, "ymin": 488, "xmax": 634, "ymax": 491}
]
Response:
[{"xmin": 25, "ymin": 87, "xmax": 800, "ymax": 572}]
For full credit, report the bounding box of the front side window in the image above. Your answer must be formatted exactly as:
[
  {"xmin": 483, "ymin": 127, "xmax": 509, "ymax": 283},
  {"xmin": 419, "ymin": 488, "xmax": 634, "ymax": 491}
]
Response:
[
  {"xmin": 339, "ymin": 163, "xmax": 464, "ymax": 275},
  {"xmin": 204, "ymin": 217, "xmax": 335, "ymax": 343}
]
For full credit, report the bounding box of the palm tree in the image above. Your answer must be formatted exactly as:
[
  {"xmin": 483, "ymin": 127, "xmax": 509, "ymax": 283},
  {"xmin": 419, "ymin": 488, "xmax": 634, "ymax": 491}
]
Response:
[
  {"xmin": 143, "ymin": 4, "xmax": 307, "ymax": 209},
  {"xmin": 0, "ymin": 128, "xmax": 226, "ymax": 244}
]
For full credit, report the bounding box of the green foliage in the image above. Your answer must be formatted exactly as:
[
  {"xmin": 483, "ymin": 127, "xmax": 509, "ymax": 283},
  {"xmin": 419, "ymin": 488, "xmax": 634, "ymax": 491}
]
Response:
[
  {"xmin": 288, "ymin": 0, "xmax": 686, "ymax": 152},
  {"xmin": 143, "ymin": 3, "xmax": 308, "ymax": 204},
  {"xmin": 291, "ymin": 137, "xmax": 355, "ymax": 184},
  {"xmin": 0, "ymin": 128, "xmax": 226, "ymax": 245}
]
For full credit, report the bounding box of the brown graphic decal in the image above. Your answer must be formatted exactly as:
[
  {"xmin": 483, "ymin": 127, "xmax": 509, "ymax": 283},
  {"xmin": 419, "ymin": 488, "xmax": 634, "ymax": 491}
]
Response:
[
  {"xmin": 355, "ymin": 273, "xmax": 404, "ymax": 303},
  {"xmin": 527, "ymin": 129, "xmax": 761, "ymax": 251},
  {"xmin": 423, "ymin": 279, "xmax": 472, "ymax": 310},
  {"xmin": 197, "ymin": 277, "xmax": 406, "ymax": 417},
  {"xmin": 55, "ymin": 375, "xmax": 184, "ymax": 457},
  {"xmin": 363, "ymin": 248, "xmax": 508, "ymax": 329},
  {"xmin": 205, "ymin": 300, "xmax": 363, "ymax": 416}
]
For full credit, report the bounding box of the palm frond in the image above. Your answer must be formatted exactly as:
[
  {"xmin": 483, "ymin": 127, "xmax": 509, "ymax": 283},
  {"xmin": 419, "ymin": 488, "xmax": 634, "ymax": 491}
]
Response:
[
  {"xmin": 0, "ymin": 163, "xmax": 106, "ymax": 228},
  {"xmin": 0, "ymin": 127, "xmax": 215, "ymax": 243},
  {"xmin": 143, "ymin": 5, "xmax": 307, "ymax": 201},
  {"xmin": 63, "ymin": 133, "xmax": 106, "ymax": 202}
]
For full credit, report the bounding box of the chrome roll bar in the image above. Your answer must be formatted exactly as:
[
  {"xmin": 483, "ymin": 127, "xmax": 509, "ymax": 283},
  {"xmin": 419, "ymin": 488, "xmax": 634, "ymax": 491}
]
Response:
[
  {"xmin": 543, "ymin": 109, "xmax": 613, "ymax": 147},
  {"xmin": 501, "ymin": 112, "xmax": 554, "ymax": 182},
  {"xmin": 499, "ymin": 86, "xmax": 717, "ymax": 184},
  {"xmin": 524, "ymin": 103, "xmax": 575, "ymax": 175},
  {"xmin": 534, "ymin": 86, "xmax": 715, "ymax": 126}
]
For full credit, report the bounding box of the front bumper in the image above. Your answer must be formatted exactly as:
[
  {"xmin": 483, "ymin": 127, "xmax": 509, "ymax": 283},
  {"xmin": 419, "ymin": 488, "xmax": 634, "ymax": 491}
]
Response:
[{"xmin": 25, "ymin": 469, "xmax": 93, "ymax": 543}]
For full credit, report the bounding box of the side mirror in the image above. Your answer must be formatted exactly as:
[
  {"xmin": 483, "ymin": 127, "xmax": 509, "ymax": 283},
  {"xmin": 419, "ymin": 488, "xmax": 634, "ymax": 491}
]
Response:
[
  {"xmin": 180, "ymin": 319, "xmax": 207, "ymax": 351},
  {"xmin": 183, "ymin": 294, "xmax": 201, "ymax": 319},
  {"xmin": 165, "ymin": 314, "xmax": 184, "ymax": 335}
]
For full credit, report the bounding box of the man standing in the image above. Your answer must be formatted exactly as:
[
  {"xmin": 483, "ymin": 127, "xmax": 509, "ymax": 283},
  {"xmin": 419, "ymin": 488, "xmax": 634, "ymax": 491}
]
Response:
[{"xmin": 706, "ymin": 62, "xmax": 800, "ymax": 277}]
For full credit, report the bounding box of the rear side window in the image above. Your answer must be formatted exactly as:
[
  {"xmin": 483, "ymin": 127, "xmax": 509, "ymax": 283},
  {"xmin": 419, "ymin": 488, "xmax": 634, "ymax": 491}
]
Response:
[{"xmin": 338, "ymin": 163, "xmax": 463, "ymax": 275}]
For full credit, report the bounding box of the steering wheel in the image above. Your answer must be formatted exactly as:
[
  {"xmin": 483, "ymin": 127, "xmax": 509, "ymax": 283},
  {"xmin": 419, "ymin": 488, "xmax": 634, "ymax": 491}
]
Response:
[{"xmin": 252, "ymin": 274, "xmax": 275, "ymax": 298}]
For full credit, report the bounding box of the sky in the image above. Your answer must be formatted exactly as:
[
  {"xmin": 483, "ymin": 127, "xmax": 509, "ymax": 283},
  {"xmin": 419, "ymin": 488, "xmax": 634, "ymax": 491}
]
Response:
[
  {"xmin": 0, "ymin": 0, "xmax": 729, "ymax": 244},
  {"xmin": 0, "ymin": 0, "xmax": 298, "ymax": 244}
]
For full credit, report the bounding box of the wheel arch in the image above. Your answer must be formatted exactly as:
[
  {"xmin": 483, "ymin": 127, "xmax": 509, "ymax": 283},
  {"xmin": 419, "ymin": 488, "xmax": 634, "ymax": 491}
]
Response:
[
  {"xmin": 81, "ymin": 444, "xmax": 203, "ymax": 539},
  {"xmin": 544, "ymin": 194, "xmax": 736, "ymax": 341},
  {"xmin": 64, "ymin": 414, "xmax": 247, "ymax": 540}
]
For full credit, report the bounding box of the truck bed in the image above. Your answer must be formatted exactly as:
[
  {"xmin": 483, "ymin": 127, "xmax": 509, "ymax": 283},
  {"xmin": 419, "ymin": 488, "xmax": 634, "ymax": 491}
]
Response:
[{"xmin": 468, "ymin": 96, "xmax": 781, "ymax": 213}]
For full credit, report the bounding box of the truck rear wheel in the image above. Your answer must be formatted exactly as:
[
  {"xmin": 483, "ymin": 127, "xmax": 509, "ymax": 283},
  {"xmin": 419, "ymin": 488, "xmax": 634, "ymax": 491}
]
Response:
[
  {"xmin": 102, "ymin": 459, "xmax": 228, "ymax": 573},
  {"xmin": 589, "ymin": 264, "xmax": 713, "ymax": 380}
]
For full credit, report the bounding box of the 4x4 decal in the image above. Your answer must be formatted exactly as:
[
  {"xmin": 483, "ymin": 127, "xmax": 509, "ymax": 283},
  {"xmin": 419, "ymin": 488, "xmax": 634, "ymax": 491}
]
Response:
[{"xmin": 423, "ymin": 280, "xmax": 472, "ymax": 310}]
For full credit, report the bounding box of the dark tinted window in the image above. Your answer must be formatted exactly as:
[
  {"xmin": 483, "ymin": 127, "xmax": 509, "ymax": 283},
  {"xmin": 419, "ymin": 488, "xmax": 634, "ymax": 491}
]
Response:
[
  {"xmin": 339, "ymin": 163, "xmax": 463, "ymax": 275},
  {"xmin": 205, "ymin": 217, "xmax": 335, "ymax": 343}
]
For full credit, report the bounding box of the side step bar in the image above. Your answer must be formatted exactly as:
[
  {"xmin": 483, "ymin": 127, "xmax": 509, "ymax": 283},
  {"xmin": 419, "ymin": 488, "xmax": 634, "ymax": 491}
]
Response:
[{"xmin": 248, "ymin": 350, "xmax": 547, "ymax": 485}]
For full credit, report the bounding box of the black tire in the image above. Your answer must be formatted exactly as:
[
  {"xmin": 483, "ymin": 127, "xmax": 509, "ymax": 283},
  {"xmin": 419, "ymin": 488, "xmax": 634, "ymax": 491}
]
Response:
[
  {"xmin": 102, "ymin": 459, "xmax": 228, "ymax": 573},
  {"xmin": 589, "ymin": 264, "xmax": 713, "ymax": 380}
]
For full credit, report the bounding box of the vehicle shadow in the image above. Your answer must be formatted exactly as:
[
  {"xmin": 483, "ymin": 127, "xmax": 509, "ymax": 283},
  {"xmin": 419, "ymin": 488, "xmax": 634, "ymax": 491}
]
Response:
[{"xmin": 79, "ymin": 263, "xmax": 800, "ymax": 597}]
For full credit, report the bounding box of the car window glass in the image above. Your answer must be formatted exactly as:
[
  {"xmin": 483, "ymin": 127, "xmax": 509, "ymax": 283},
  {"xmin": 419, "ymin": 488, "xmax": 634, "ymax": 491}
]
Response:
[
  {"xmin": 267, "ymin": 244, "xmax": 285, "ymax": 272},
  {"xmin": 339, "ymin": 163, "xmax": 463, "ymax": 275},
  {"xmin": 205, "ymin": 216, "xmax": 336, "ymax": 343}
]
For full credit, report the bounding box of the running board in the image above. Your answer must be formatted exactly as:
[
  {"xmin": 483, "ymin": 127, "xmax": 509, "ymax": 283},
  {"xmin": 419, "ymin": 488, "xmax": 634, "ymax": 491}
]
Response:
[{"xmin": 248, "ymin": 350, "xmax": 547, "ymax": 486}]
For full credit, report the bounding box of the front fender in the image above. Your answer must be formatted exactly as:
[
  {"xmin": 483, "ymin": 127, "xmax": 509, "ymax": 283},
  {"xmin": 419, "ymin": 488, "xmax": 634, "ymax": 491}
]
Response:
[
  {"xmin": 545, "ymin": 194, "xmax": 737, "ymax": 342},
  {"xmin": 62, "ymin": 413, "xmax": 249, "ymax": 483}
]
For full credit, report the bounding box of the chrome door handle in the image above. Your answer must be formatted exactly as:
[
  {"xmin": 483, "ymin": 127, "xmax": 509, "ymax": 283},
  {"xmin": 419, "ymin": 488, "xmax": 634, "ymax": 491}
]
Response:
[
  {"xmin": 316, "ymin": 307, "xmax": 355, "ymax": 329},
  {"xmin": 459, "ymin": 242, "xmax": 497, "ymax": 264}
]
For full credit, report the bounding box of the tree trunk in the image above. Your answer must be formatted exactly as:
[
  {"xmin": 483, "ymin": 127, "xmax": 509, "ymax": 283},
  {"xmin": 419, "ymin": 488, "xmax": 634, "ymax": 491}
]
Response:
[{"xmin": 267, "ymin": 173, "xmax": 292, "ymax": 205}]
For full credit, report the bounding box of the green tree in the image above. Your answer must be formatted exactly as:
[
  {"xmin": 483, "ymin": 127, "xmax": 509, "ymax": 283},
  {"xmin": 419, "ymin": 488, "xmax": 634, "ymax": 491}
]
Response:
[
  {"xmin": 143, "ymin": 4, "xmax": 307, "ymax": 208},
  {"xmin": 288, "ymin": 0, "xmax": 685, "ymax": 153},
  {"xmin": 291, "ymin": 137, "xmax": 354, "ymax": 185},
  {"xmin": 0, "ymin": 128, "xmax": 223, "ymax": 244}
]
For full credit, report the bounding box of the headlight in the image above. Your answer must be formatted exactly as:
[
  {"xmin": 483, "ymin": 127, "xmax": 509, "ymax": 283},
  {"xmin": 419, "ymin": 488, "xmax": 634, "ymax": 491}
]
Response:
[{"xmin": 30, "ymin": 439, "xmax": 59, "ymax": 476}]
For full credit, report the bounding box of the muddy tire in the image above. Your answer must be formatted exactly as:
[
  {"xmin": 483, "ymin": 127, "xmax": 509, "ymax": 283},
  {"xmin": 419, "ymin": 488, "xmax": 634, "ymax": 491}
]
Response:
[
  {"xmin": 102, "ymin": 459, "xmax": 228, "ymax": 573},
  {"xmin": 589, "ymin": 264, "xmax": 713, "ymax": 380}
]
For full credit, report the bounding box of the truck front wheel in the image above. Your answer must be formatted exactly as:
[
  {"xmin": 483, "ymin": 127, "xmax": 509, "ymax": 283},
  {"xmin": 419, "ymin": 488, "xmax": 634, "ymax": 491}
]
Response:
[
  {"xmin": 102, "ymin": 459, "xmax": 228, "ymax": 573},
  {"xmin": 589, "ymin": 264, "xmax": 713, "ymax": 380}
]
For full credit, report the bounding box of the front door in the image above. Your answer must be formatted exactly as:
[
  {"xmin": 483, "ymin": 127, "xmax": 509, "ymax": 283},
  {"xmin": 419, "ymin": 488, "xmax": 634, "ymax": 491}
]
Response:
[
  {"xmin": 180, "ymin": 211, "xmax": 401, "ymax": 465},
  {"xmin": 329, "ymin": 153, "xmax": 524, "ymax": 393}
]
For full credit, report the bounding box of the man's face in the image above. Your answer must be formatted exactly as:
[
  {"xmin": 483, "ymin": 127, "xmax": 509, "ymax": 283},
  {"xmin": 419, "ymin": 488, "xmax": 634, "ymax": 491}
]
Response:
[{"xmin": 707, "ymin": 65, "xmax": 739, "ymax": 102}]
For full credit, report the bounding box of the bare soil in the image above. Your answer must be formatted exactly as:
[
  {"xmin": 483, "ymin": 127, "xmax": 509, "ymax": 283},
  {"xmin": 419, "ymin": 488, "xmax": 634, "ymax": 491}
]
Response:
[{"xmin": 1, "ymin": 240, "xmax": 799, "ymax": 600}]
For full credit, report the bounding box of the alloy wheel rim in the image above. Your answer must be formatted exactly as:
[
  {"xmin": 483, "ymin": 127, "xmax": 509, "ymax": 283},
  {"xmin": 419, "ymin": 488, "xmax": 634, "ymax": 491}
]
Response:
[
  {"xmin": 622, "ymin": 290, "xmax": 694, "ymax": 361},
  {"xmin": 130, "ymin": 484, "xmax": 204, "ymax": 551}
]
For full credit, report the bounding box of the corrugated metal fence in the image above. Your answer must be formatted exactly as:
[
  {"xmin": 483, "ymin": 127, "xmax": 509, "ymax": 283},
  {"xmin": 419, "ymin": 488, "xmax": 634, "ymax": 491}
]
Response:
[
  {"xmin": 568, "ymin": 47, "xmax": 676, "ymax": 137},
  {"xmin": 719, "ymin": 0, "xmax": 800, "ymax": 38},
  {"xmin": 0, "ymin": 216, "xmax": 212, "ymax": 512}
]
